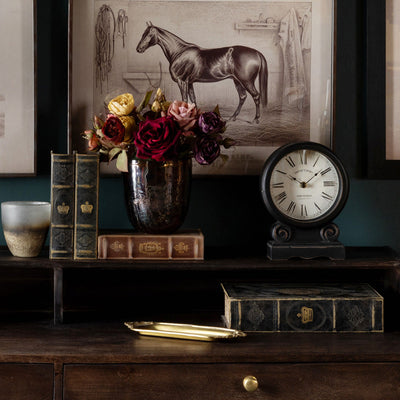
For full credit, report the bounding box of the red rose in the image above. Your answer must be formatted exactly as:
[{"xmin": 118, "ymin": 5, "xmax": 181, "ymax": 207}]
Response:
[
  {"xmin": 134, "ymin": 116, "xmax": 182, "ymax": 161},
  {"xmin": 102, "ymin": 115, "xmax": 125, "ymax": 144}
]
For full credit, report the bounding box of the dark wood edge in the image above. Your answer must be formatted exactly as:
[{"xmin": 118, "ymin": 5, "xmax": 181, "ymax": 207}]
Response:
[{"xmin": 0, "ymin": 246, "xmax": 398, "ymax": 270}]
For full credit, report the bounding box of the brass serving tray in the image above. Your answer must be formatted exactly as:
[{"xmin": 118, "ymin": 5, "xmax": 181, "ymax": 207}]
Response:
[{"xmin": 124, "ymin": 321, "xmax": 247, "ymax": 341}]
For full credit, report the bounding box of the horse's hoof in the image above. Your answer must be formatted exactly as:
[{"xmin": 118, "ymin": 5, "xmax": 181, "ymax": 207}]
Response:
[
  {"xmin": 229, "ymin": 116, "xmax": 237, "ymax": 122},
  {"xmin": 253, "ymin": 118, "xmax": 260, "ymax": 124}
]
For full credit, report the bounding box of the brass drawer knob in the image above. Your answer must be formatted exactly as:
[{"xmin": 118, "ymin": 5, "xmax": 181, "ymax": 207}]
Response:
[{"xmin": 243, "ymin": 375, "xmax": 258, "ymax": 392}]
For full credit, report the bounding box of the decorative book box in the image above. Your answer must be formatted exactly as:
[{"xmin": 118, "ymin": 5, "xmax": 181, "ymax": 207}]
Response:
[
  {"xmin": 98, "ymin": 230, "xmax": 204, "ymax": 260},
  {"xmin": 221, "ymin": 283, "xmax": 383, "ymax": 332}
]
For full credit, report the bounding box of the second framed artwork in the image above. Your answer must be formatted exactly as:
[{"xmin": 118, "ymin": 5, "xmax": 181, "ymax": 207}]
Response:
[{"xmin": 69, "ymin": 0, "xmax": 335, "ymax": 175}]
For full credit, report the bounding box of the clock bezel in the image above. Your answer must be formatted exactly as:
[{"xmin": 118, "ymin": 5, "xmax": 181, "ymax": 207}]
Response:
[{"xmin": 260, "ymin": 141, "xmax": 349, "ymax": 228}]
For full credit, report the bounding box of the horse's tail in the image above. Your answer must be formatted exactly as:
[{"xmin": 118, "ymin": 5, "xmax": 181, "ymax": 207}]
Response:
[{"xmin": 259, "ymin": 53, "xmax": 268, "ymax": 108}]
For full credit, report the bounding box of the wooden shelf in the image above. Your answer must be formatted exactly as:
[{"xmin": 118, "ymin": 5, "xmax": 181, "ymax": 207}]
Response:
[
  {"xmin": 0, "ymin": 246, "xmax": 398, "ymax": 271},
  {"xmin": 0, "ymin": 246, "xmax": 398, "ymax": 325},
  {"xmin": 1, "ymin": 247, "xmax": 400, "ymax": 399},
  {"xmin": 1, "ymin": 321, "xmax": 400, "ymax": 364}
]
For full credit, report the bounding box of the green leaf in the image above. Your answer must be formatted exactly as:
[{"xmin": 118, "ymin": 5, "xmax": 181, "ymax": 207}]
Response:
[
  {"xmin": 116, "ymin": 150, "xmax": 128, "ymax": 172},
  {"xmin": 213, "ymin": 105, "xmax": 221, "ymax": 115},
  {"xmin": 108, "ymin": 147, "xmax": 122, "ymax": 161},
  {"xmin": 137, "ymin": 90, "xmax": 153, "ymax": 112},
  {"xmin": 222, "ymin": 138, "xmax": 237, "ymax": 149}
]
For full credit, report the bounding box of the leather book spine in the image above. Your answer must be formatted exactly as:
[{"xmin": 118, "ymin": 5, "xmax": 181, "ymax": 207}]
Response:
[
  {"xmin": 49, "ymin": 152, "xmax": 75, "ymax": 259},
  {"xmin": 73, "ymin": 153, "xmax": 99, "ymax": 260},
  {"xmin": 98, "ymin": 231, "xmax": 204, "ymax": 260}
]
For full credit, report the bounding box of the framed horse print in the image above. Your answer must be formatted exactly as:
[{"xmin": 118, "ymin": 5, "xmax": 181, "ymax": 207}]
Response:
[
  {"xmin": 0, "ymin": 0, "xmax": 36, "ymax": 176},
  {"xmin": 366, "ymin": 0, "xmax": 400, "ymax": 178},
  {"xmin": 69, "ymin": 0, "xmax": 335, "ymax": 176}
]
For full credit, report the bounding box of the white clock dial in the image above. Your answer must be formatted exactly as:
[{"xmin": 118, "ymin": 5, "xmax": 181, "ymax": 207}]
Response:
[{"xmin": 269, "ymin": 149, "xmax": 341, "ymax": 221}]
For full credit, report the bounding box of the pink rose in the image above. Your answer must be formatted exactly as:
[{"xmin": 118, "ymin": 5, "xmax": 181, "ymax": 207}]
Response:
[
  {"xmin": 88, "ymin": 133, "xmax": 100, "ymax": 151},
  {"xmin": 167, "ymin": 100, "xmax": 199, "ymax": 131}
]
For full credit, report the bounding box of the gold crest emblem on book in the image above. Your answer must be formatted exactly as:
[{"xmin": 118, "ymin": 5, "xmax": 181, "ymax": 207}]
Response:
[
  {"xmin": 297, "ymin": 306, "xmax": 313, "ymax": 324},
  {"xmin": 110, "ymin": 240, "xmax": 125, "ymax": 253},
  {"xmin": 139, "ymin": 241, "xmax": 163, "ymax": 255},
  {"xmin": 80, "ymin": 201, "xmax": 93, "ymax": 214},
  {"xmin": 173, "ymin": 241, "xmax": 189, "ymax": 254},
  {"xmin": 57, "ymin": 202, "xmax": 70, "ymax": 215}
]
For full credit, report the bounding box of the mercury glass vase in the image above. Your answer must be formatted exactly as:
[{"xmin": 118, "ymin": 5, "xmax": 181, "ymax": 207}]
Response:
[{"xmin": 123, "ymin": 158, "xmax": 192, "ymax": 234}]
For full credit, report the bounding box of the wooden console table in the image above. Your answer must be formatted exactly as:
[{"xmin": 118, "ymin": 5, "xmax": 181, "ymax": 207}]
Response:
[{"xmin": 1, "ymin": 247, "xmax": 400, "ymax": 399}]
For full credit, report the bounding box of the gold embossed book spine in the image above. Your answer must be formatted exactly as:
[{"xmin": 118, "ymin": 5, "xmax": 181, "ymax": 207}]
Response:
[
  {"xmin": 97, "ymin": 230, "xmax": 204, "ymax": 260},
  {"xmin": 49, "ymin": 152, "xmax": 75, "ymax": 259},
  {"xmin": 73, "ymin": 153, "xmax": 100, "ymax": 260}
]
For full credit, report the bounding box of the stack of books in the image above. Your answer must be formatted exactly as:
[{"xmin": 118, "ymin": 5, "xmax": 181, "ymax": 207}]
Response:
[
  {"xmin": 49, "ymin": 152, "xmax": 99, "ymax": 260},
  {"xmin": 50, "ymin": 152, "xmax": 204, "ymax": 261}
]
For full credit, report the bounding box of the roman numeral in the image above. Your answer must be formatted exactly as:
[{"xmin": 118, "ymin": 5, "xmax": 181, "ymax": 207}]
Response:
[
  {"xmin": 272, "ymin": 182, "xmax": 284, "ymax": 189},
  {"xmin": 286, "ymin": 156, "xmax": 295, "ymax": 168},
  {"xmin": 301, "ymin": 204, "xmax": 308, "ymax": 217},
  {"xmin": 314, "ymin": 202, "xmax": 321, "ymax": 211},
  {"xmin": 321, "ymin": 192, "xmax": 334, "ymax": 201},
  {"xmin": 313, "ymin": 155, "xmax": 320, "ymax": 167},
  {"xmin": 275, "ymin": 191, "xmax": 287, "ymax": 204},
  {"xmin": 299, "ymin": 150, "xmax": 307, "ymax": 165},
  {"xmin": 323, "ymin": 181, "xmax": 336, "ymax": 187},
  {"xmin": 287, "ymin": 201, "xmax": 296, "ymax": 214},
  {"xmin": 276, "ymin": 169, "xmax": 286, "ymax": 175},
  {"xmin": 321, "ymin": 167, "xmax": 332, "ymax": 176}
]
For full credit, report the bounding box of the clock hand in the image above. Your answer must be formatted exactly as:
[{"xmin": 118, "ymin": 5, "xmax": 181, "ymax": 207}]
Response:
[
  {"xmin": 287, "ymin": 174, "xmax": 304, "ymax": 187},
  {"xmin": 303, "ymin": 170, "xmax": 322, "ymax": 187}
]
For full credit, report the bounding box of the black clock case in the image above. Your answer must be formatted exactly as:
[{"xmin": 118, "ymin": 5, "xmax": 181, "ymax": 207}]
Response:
[{"xmin": 260, "ymin": 142, "xmax": 350, "ymax": 260}]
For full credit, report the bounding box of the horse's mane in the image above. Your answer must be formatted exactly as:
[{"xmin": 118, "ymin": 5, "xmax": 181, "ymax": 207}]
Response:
[{"xmin": 153, "ymin": 25, "xmax": 196, "ymax": 48}]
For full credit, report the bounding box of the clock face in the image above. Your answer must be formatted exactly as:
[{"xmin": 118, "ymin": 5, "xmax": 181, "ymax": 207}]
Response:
[{"xmin": 260, "ymin": 143, "xmax": 349, "ymax": 227}]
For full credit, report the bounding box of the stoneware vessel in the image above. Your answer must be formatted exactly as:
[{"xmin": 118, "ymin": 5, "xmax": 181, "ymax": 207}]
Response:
[{"xmin": 1, "ymin": 201, "xmax": 51, "ymax": 257}]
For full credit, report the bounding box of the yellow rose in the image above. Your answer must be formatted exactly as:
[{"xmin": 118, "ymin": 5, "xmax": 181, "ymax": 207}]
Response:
[
  {"xmin": 119, "ymin": 115, "xmax": 137, "ymax": 142},
  {"xmin": 108, "ymin": 93, "xmax": 135, "ymax": 116},
  {"xmin": 151, "ymin": 100, "xmax": 161, "ymax": 113}
]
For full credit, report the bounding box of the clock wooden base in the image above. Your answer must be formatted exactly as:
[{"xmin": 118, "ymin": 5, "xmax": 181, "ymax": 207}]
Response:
[
  {"xmin": 267, "ymin": 222, "xmax": 345, "ymax": 260},
  {"xmin": 267, "ymin": 240, "xmax": 345, "ymax": 260}
]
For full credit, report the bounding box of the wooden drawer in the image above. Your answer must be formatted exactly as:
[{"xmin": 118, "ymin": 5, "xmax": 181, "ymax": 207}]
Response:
[
  {"xmin": 0, "ymin": 363, "xmax": 53, "ymax": 400},
  {"xmin": 64, "ymin": 363, "xmax": 400, "ymax": 400}
]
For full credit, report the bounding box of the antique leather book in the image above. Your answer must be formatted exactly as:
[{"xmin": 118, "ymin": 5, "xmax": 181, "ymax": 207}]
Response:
[
  {"xmin": 73, "ymin": 153, "xmax": 99, "ymax": 260},
  {"xmin": 49, "ymin": 152, "xmax": 75, "ymax": 259},
  {"xmin": 222, "ymin": 283, "xmax": 384, "ymax": 333},
  {"xmin": 98, "ymin": 230, "xmax": 204, "ymax": 260}
]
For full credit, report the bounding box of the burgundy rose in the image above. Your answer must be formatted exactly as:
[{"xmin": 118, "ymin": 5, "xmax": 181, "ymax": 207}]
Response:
[
  {"xmin": 198, "ymin": 111, "xmax": 225, "ymax": 134},
  {"xmin": 102, "ymin": 115, "xmax": 125, "ymax": 144},
  {"xmin": 194, "ymin": 135, "xmax": 221, "ymax": 165},
  {"xmin": 134, "ymin": 116, "xmax": 182, "ymax": 161}
]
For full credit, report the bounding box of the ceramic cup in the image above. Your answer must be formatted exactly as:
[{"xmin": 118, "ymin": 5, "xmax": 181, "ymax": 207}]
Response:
[{"xmin": 1, "ymin": 201, "xmax": 51, "ymax": 257}]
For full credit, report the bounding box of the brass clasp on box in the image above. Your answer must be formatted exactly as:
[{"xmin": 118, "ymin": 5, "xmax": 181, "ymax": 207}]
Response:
[{"xmin": 243, "ymin": 376, "xmax": 258, "ymax": 392}]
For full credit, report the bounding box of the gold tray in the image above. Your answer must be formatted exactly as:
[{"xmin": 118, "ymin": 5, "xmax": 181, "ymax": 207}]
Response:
[{"xmin": 124, "ymin": 321, "xmax": 247, "ymax": 341}]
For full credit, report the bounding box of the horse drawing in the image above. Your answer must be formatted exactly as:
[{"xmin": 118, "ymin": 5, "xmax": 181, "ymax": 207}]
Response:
[{"xmin": 136, "ymin": 22, "xmax": 268, "ymax": 123}]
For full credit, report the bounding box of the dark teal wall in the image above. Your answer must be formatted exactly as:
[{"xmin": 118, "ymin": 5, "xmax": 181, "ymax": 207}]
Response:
[{"xmin": 1, "ymin": 0, "xmax": 398, "ymax": 253}]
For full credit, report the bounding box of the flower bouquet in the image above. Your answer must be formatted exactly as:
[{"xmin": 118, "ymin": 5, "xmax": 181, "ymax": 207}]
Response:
[{"xmin": 82, "ymin": 89, "xmax": 235, "ymax": 172}]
